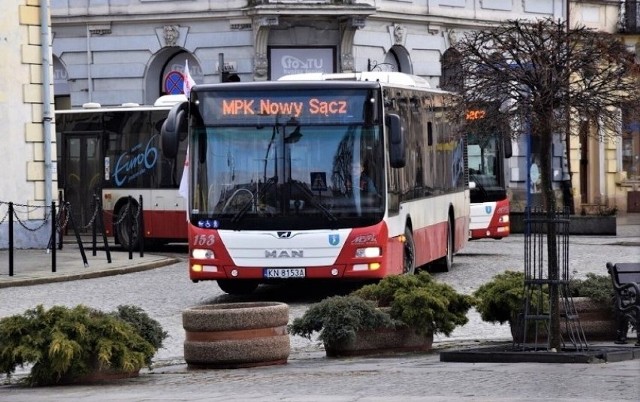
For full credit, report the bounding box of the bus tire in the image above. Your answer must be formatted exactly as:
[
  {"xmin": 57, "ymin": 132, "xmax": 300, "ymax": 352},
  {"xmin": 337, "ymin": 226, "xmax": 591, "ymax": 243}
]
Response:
[
  {"xmin": 403, "ymin": 226, "xmax": 416, "ymax": 275},
  {"xmin": 217, "ymin": 279, "xmax": 259, "ymax": 295},
  {"xmin": 431, "ymin": 218, "xmax": 453, "ymax": 273},
  {"xmin": 115, "ymin": 205, "xmax": 139, "ymax": 250}
]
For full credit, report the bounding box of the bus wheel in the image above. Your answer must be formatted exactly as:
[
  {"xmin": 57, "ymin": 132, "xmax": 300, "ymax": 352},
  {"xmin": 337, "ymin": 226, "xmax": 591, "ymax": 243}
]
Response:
[
  {"xmin": 403, "ymin": 227, "xmax": 416, "ymax": 275},
  {"xmin": 116, "ymin": 207, "xmax": 139, "ymax": 250},
  {"xmin": 431, "ymin": 218, "xmax": 453, "ymax": 273},
  {"xmin": 217, "ymin": 280, "xmax": 259, "ymax": 295}
]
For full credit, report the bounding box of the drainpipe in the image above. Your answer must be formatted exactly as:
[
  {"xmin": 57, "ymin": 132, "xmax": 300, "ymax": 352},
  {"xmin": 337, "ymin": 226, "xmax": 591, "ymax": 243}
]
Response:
[
  {"xmin": 41, "ymin": 0, "xmax": 53, "ymax": 207},
  {"xmin": 599, "ymin": 126, "xmax": 606, "ymax": 203},
  {"xmin": 86, "ymin": 25, "xmax": 93, "ymax": 102}
]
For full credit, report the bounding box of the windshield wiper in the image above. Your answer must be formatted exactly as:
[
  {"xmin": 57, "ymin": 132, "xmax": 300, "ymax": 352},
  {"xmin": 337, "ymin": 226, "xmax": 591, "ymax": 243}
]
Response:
[
  {"xmin": 231, "ymin": 177, "xmax": 277, "ymax": 223},
  {"xmin": 470, "ymin": 175, "xmax": 489, "ymax": 198},
  {"xmin": 289, "ymin": 180, "xmax": 338, "ymax": 223}
]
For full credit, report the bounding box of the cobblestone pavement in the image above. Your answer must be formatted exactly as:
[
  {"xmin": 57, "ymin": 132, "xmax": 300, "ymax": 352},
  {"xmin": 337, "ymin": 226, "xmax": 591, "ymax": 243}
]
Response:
[{"xmin": 0, "ymin": 219, "xmax": 638, "ymax": 401}]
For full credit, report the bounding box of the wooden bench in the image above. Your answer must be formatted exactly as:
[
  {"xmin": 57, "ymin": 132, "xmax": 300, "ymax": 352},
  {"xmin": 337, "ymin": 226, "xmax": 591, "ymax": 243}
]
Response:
[{"xmin": 606, "ymin": 262, "xmax": 640, "ymax": 346}]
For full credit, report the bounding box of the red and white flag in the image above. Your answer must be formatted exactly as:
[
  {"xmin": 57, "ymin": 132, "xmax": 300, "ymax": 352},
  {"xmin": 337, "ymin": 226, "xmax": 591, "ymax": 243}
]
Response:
[
  {"xmin": 183, "ymin": 59, "xmax": 196, "ymax": 97},
  {"xmin": 179, "ymin": 146, "xmax": 190, "ymax": 221},
  {"xmin": 179, "ymin": 59, "xmax": 195, "ymax": 220},
  {"xmin": 179, "ymin": 146, "xmax": 189, "ymax": 200}
]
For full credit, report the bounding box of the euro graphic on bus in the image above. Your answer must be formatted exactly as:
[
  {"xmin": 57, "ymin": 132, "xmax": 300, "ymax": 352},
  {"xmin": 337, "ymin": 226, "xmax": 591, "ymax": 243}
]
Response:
[{"xmin": 160, "ymin": 72, "xmax": 470, "ymax": 294}]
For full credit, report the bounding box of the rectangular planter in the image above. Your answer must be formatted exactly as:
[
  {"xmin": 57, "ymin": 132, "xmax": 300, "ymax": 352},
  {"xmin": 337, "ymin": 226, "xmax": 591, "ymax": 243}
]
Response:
[
  {"xmin": 510, "ymin": 297, "xmax": 618, "ymax": 344},
  {"xmin": 510, "ymin": 213, "xmax": 616, "ymax": 235},
  {"xmin": 324, "ymin": 327, "xmax": 433, "ymax": 358}
]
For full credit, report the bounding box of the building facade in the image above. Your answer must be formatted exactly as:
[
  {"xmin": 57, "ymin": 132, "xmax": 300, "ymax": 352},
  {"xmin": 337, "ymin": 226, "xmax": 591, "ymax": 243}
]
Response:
[{"xmin": 45, "ymin": 0, "xmax": 640, "ymax": 221}]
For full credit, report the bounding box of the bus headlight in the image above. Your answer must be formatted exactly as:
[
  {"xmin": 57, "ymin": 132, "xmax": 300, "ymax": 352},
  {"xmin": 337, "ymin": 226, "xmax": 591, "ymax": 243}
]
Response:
[
  {"xmin": 499, "ymin": 215, "xmax": 510, "ymax": 223},
  {"xmin": 192, "ymin": 249, "xmax": 215, "ymax": 259},
  {"xmin": 355, "ymin": 247, "xmax": 381, "ymax": 258}
]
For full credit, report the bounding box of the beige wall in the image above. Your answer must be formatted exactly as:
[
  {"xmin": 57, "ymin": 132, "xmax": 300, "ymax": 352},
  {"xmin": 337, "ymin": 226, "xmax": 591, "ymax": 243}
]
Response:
[
  {"xmin": 569, "ymin": 1, "xmax": 634, "ymax": 214},
  {"xmin": 0, "ymin": 0, "xmax": 56, "ymax": 248}
]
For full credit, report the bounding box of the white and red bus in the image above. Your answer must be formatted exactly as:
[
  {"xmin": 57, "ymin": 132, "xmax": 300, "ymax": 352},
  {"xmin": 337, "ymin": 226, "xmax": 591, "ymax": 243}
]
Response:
[
  {"xmin": 55, "ymin": 95, "xmax": 189, "ymax": 248},
  {"xmin": 467, "ymin": 109, "xmax": 512, "ymax": 240},
  {"xmin": 161, "ymin": 72, "xmax": 469, "ymax": 294}
]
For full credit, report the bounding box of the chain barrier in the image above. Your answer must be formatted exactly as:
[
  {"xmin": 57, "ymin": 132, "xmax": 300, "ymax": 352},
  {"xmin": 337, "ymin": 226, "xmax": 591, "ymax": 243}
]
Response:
[
  {"xmin": 55, "ymin": 203, "xmax": 70, "ymax": 233},
  {"xmin": 0, "ymin": 198, "xmax": 117, "ymax": 234},
  {"xmin": 132, "ymin": 200, "xmax": 141, "ymax": 220},
  {"xmin": 100, "ymin": 200, "xmax": 140, "ymax": 227},
  {"xmin": 0, "ymin": 206, "xmax": 9, "ymax": 226},
  {"xmin": 0, "ymin": 200, "xmax": 50, "ymax": 231},
  {"xmin": 112, "ymin": 201, "xmax": 131, "ymax": 226},
  {"xmin": 3, "ymin": 195, "xmax": 146, "ymax": 278},
  {"xmin": 83, "ymin": 202, "xmax": 100, "ymax": 230}
]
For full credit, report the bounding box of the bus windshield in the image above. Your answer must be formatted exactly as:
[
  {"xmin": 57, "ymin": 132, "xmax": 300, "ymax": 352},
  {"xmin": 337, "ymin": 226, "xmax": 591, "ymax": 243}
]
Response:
[
  {"xmin": 189, "ymin": 88, "xmax": 385, "ymax": 231},
  {"xmin": 467, "ymin": 134, "xmax": 506, "ymax": 203}
]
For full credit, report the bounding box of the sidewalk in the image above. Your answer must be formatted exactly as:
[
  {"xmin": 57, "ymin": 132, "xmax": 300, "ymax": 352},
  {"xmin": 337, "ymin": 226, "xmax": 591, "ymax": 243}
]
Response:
[{"xmin": 0, "ymin": 241, "xmax": 179, "ymax": 288}]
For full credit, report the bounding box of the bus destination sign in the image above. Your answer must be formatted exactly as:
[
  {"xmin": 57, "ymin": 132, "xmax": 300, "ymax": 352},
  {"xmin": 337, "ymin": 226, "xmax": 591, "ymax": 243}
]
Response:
[
  {"xmin": 222, "ymin": 98, "xmax": 348, "ymax": 118},
  {"xmin": 201, "ymin": 91, "xmax": 369, "ymax": 125},
  {"xmin": 465, "ymin": 109, "xmax": 486, "ymax": 120}
]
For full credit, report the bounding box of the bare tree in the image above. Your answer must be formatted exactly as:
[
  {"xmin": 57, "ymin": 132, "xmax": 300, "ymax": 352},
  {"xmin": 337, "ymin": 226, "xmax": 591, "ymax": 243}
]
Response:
[{"xmin": 448, "ymin": 18, "xmax": 640, "ymax": 349}]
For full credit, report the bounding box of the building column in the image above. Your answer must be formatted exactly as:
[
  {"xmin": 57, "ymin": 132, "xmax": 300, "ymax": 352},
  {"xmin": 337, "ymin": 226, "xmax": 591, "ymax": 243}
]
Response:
[
  {"xmin": 252, "ymin": 16, "xmax": 278, "ymax": 81},
  {"xmin": 340, "ymin": 17, "xmax": 365, "ymax": 73}
]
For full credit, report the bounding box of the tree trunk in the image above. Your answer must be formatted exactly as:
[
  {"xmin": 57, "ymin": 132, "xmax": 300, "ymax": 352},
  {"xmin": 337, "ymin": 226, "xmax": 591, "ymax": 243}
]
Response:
[{"xmin": 536, "ymin": 107, "xmax": 562, "ymax": 351}]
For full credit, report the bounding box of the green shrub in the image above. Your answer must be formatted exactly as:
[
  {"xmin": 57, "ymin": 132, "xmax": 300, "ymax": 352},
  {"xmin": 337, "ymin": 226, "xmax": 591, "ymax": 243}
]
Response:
[
  {"xmin": 288, "ymin": 295, "xmax": 394, "ymax": 348},
  {"xmin": 569, "ymin": 273, "xmax": 614, "ymax": 306},
  {"xmin": 473, "ymin": 270, "xmax": 614, "ymax": 326},
  {"xmin": 289, "ymin": 272, "xmax": 473, "ymax": 347},
  {"xmin": 111, "ymin": 305, "xmax": 168, "ymax": 355},
  {"xmin": 0, "ymin": 304, "xmax": 166, "ymax": 386},
  {"xmin": 473, "ymin": 270, "xmax": 526, "ymax": 325},
  {"xmin": 353, "ymin": 272, "xmax": 473, "ymax": 336}
]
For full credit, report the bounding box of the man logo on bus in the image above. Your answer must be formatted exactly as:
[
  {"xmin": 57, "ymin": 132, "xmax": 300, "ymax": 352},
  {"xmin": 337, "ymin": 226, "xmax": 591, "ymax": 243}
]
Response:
[
  {"xmin": 328, "ymin": 234, "xmax": 340, "ymax": 246},
  {"xmin": 485, "ymin": 206, "xmax": 493, "ymax": 215}
]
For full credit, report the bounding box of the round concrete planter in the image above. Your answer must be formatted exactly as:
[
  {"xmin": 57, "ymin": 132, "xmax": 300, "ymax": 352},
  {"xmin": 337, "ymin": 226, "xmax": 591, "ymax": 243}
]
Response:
[
  {"xmin": 324, "ymin": 327, "xmax": 434, "ymax": 358},
  {"xmin": 183, "ymin": 302, "xmax": 290, "ymax": 369}
]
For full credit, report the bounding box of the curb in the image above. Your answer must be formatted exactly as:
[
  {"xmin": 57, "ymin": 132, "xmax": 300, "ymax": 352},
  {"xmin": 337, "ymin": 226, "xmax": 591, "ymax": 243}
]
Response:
[{"xmin": 0, "ymin": 258, "xmax": 180, "ymax": 289}]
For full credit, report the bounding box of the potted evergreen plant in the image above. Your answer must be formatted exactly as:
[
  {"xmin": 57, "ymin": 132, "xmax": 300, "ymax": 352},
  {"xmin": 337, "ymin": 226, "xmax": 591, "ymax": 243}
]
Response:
[
  {"xmin": 289, "ymin": 272, "xmax": 473, "ymax": 357},
  {"xmin": 0, "ymin": 304, "xmax": 167, "ymax": 386},
  {"xmin": 473, "ymin": 270, "xmax": 619, "ymax": 342},
  {"xmin": 568, "ymin": 273, "xmax": 618, "ymax": 341}
]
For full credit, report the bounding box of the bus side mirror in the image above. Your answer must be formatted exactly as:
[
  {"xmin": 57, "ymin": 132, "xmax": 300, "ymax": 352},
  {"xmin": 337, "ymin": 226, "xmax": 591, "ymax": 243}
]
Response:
[
  {"xmin": 387, "ymin": 114, "xmax": 406, "ymax": 168},
  {"xmin": 503, "ymin": 136, "xmax": 512, "ymax": 158},
  {"xmin": 161, "ymin": 101, "xmax": 188, "ymax": 158}
]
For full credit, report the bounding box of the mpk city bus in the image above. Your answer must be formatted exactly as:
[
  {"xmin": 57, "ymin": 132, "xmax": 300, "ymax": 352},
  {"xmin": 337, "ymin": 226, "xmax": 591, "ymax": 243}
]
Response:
[
  {"xmin": 161, "ymin": 72, "xmax": 469, "ymax": 294},
  {"xmin": 55, "ymin": 95, "xmax": 188, "ymax": 248},
  {"xmin": 467, "ymin": 107, "xmax": 512, "ymax": 240}
]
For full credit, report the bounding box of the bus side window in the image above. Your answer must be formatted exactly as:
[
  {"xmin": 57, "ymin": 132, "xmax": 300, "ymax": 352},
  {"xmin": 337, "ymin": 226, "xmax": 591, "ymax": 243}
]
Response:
[{"xmin": 387, "ymin": 114, "xmax": 405, "ymax": 168}]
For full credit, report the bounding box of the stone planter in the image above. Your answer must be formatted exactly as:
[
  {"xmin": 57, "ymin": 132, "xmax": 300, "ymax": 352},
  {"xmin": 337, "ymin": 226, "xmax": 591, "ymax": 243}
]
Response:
[
  {"xmin": 510, "ymin": 297, "xmax": 617, "ymax": 344},
  {"xmin": 324, "ymin": 327, "xmax": 434, "ymax": 358},
  {"xmin": 571, "ymin": 297, "xmax": 618, "ymax": 341},
  {"xmin": 183, "ymin": 301, "xmax": 290, "ymax": 369},
  {"xmin": 60, "ymin": 366, "xmax": 140, "ymax": 385}
]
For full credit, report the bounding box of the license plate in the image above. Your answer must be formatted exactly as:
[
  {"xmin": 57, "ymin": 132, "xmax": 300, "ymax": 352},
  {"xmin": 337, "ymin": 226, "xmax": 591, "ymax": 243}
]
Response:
[{"xmin": 264, "ymin": 268, "xmax": 306, "ymax": 279}]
